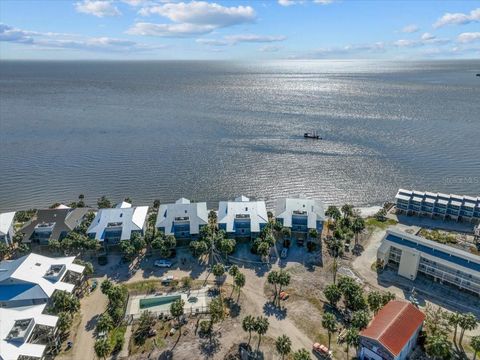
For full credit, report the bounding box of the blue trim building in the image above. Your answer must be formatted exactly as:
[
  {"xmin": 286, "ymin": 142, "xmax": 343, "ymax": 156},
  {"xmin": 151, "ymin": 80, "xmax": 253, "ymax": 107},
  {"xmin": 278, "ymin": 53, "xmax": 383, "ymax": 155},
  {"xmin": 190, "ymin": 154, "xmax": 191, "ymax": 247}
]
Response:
[
  {"xmin": 275, "ymin": 196, "xmax": 325, "ymax": 234},
  {"xmin": 377, "ymin": 229, "xmax": 480, "ymax": 296},
  {"xmin": 218, "ymin": 196, "xmax": 268, "ymax": 239},
  {"xmin": 155, "ymin": 198, "xmax": 208, "ymax": 239},
  {"xmin": 395, "ymin": 189, "xmax": 480, "ymax": 224}
]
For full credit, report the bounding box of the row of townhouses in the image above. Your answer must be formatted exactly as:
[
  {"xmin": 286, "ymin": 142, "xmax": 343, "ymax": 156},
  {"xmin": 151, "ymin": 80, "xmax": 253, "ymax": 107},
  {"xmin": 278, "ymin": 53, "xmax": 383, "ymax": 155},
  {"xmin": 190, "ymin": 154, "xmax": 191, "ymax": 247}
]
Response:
[
  {"xmin": 1, "ymin": 195, "xmax": 325, "ymax": 245},
  {"xmin": 0, "ymin": 253, "xmax": 85, "ymax": 360},
  {"xmin": 395, "ymin": 189, "xmax": 480, "ymax": 223}
]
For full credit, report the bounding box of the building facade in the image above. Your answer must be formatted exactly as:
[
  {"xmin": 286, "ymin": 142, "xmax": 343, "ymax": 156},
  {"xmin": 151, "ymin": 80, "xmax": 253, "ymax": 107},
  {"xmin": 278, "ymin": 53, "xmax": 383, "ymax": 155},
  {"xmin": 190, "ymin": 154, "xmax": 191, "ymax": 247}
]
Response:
[
  {"xmin": 377, "ymin": 229, "xmax": 480, "ymax": 296},
  {"xmin": 0, "ymin": 211, "xmax": 16, "ymax": 246},
  {"xmin": 275, "ymin": 196, "xmax": 325, "ymax": 234},
  {"xmin": 359, "ymin": 300, "xmax": 425, "ymax": 360},
  {"xmin": 218, "ymin": 196, "xmax": 268, "ymax": 238},
  {"xmin": 87, "ymin": 202, "xmax": 148, "ymax": 244},
  {"xmin": 395, "ymin": 189, "xmax": 480, "ymax": 223},
  {"xmin": 0, "ymin": 253, "xmax": 85, "ymax": 360},
  {"xmin": 155, "ymin": 198, "xmax": 208, "ymax": 239},
  {"xmin": 20, "ymin": 207, "xmax": 90, "ymax": 244}
]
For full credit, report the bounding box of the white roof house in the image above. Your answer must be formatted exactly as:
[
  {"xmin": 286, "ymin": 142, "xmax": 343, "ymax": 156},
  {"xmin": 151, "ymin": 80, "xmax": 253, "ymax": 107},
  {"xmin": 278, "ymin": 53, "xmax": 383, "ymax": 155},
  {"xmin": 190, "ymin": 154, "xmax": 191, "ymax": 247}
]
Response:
[
  {"xmin": 0, "ymin": 211, "xmax": 16, "ymax": 245},
  {"xmin": 275, "ymin": 195, "xmax": 325, "ymax": 229},
  {"xmin": 87, "ymin": 203, "xmax": 148, "ymax": 242},
  {"xmin": 0, "ymin": 253, "xmax": 85, "ymax": 308},
  {"xmin": 0, "ymin": 304, "xmax": 58, "ymax": 360},
  {"xmin": 218, "ymin": 196, "xmax": 268, "ymax": 234},
  {"xmin": 155, "ymin": 198, "xmax": 208, "ymax": 236}
]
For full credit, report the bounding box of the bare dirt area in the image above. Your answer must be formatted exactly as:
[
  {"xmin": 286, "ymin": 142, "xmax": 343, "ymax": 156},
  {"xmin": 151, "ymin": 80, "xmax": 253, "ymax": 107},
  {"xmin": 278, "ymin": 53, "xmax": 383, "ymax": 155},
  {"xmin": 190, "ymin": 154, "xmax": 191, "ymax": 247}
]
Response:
[{"xmin": 57, "ymin": 278, "xmax": 108, "ymax": 360}]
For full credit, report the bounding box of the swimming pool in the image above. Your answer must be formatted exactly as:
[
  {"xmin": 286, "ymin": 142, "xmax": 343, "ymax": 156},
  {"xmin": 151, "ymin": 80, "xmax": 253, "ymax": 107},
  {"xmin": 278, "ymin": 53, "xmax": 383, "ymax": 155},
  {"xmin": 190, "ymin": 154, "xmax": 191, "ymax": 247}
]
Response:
[{"xmin": 139, "ymin": 295, "xmax": 181, "ymax": 310}]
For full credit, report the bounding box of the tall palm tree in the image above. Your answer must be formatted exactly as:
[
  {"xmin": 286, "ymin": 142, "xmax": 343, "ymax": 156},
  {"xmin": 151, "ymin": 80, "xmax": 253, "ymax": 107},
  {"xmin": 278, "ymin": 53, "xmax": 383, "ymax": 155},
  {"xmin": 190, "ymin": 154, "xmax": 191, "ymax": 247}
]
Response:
[
  {"xmin": 267, "ymin": 270, "xmax": 280, "ymax": 303},
  {"xmin": 242, "ymin": 315, "xmax": 256, "ymax": 347},
  {"xmin": 471, "ymin": 335, "xmax": 480, "ymax": 360},
  {"xmin": 425, "ymin": 333, "xmax": 452, "ymax": 360},
  {"xmin": 459, "ymin": 313, "xmax": 478, "ymax": 347},
  {"xmin": 325, "ymin": 206, "xmax": 341, "ymax": 225},
  {"xmin": 254, "ymin": 316, "xmax": 269, "ymax": 351},
  {"xmin": 341, "ymin": 204, "xmax": 354, "ymax": 219},
  {"xmin": 447, "ymin": 312, "xmax": 461, "ymax": 345},
  {"xmin": 351, "ymin": 217, "xmax": 365, "ymax": 246},
  {"xmin": 321, "ymin": 313, "xmax": 338, "ymax": 348},
  {"xmin": 275, "ymin": 335, "xmax": 292, "ymax": 360},
  {"xmin": 344, "ymin": 327, "xmax": 359, "ymax": 360}
]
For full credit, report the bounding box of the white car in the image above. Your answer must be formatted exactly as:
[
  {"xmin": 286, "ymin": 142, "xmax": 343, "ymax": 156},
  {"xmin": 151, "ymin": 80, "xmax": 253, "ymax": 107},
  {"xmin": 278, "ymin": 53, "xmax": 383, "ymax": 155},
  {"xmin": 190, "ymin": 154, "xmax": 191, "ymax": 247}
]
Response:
[
  {"xmin": 154, "ymin": 259, "xmax": 172, "ymax": 268},
  {"xmin": 161, "ymin": 275, "xmax": 175, "ymax": 284}
]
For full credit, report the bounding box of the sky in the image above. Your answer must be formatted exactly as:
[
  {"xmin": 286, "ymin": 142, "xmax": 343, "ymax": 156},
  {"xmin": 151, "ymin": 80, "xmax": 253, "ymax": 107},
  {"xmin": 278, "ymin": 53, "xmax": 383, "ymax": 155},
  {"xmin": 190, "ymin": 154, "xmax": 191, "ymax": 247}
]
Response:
[{"xmin": 0, "ymin": 0, "xmax": 479, "ymax": 60}]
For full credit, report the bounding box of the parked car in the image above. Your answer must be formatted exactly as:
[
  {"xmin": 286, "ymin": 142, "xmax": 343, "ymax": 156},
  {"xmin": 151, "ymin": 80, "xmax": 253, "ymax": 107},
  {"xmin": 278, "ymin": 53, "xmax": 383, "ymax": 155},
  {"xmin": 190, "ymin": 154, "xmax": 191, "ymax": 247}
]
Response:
[
  {"xmin": 312, "ymin": 343, "xmax": 332, "ymax": 359},
  {"xmin": 154, "ymin": 259, "xmax": 172, "ymax": 268},
  {"xmin": 280, "ymin": 248, "xmax": 288, "ymax": 259},
  {"xmin": 161, "ymin": 275, "xmax": 176, "ymax": 284}
]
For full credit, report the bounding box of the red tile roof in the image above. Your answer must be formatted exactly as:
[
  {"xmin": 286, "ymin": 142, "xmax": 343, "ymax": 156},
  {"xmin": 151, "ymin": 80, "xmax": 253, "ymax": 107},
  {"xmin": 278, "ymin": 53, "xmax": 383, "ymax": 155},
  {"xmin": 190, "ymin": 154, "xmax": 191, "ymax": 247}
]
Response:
[{"xmin": 360, "ymin": 300, "xmax": 425, "ymax": 356}]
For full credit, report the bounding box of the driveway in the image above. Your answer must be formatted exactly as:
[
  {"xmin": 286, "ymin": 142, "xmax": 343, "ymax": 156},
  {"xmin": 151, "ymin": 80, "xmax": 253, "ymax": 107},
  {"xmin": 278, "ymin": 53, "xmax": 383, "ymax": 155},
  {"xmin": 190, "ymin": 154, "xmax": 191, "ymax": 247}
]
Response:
[{"xmin": 60, "ymin": 278, "xmax": 108, "ymax": 360}]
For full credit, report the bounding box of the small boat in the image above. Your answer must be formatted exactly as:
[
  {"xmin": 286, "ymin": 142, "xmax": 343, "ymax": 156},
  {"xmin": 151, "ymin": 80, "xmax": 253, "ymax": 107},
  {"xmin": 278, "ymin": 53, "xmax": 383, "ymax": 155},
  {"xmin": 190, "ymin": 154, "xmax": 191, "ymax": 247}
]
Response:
[
  {"xmin": 304, "ymin": 130, "xmax": 322, "ymax": 140},
  {"xmin": 476, "ymin": 73, "xmax": 480, "ymax": 77}
]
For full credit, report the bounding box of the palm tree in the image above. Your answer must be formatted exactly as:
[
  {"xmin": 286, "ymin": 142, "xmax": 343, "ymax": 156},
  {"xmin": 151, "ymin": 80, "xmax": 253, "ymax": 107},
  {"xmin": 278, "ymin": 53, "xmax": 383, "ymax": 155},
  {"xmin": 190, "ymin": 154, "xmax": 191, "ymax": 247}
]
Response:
[
  {"xmin": 277, "ymin": 270, "xmax": 291, "ymax": 307},
  {"xmin": 254, "ymin": 316, "xmax": 269, "ymax": 351},
  {"xmin": 242, "ymin": 315, "xmax": 256, "ymax": 347},
  {"xmin": 351, "ymin": 310, "xmax": 370, "ymax": 330},
  {"xmin": 367, "ymin": 291, "xmax": 383, "ymax": 315},
  {"xmin": 323, "ymin": 284, "xmax": 342, "ymax": 308},
  {"xmin": 471, "ymin": 335, "xmax": 480, "ymax": 360},
  {"xmin": 459, "ymin": 313, "xmax": 478, "ymax": 347},
  {"xmin": 275, "ymin": 335, "xmax": 292, "ymax": 360},
  {"xmin": 425, "ymin": 333, "xmax": 452, "ymax": 360},
  {"xmin": 341, "ymin": 204, "xmax": 354, "ymax": 219},
  {"xmin": 447, "ymin": 312, "xmax": 461, "ymax": 345},
  {"xmin": 321, "ymin": 313, "xmax": 337, "ymax": 348},
  {"xmin": 170, "ymin": 299, "xmax": 185, "ymax": 335},
  {"xmin": 344, "ymin": 327, "xmax": 359, "ymax": 360},
  {"xmin": 351, "ymin": 217, "xmax": 365, "ymax": 246},
  {"xmin": 293, "ymin": 348, "xmax": 312, "ymax": 360},
  {"xmin": 212, "ymin": 263, "xmax": 225, "ymax": 289},
  {"xmin": 267, "ymin": 270, "xmax": 280, "ymax": 303},
  {"xmin": 94, "ymin": 338, "xmax": 112, "ymax": 360},
  {"xmin": 234, "ymin": 272, "xmax": 246, "ymax": 301},
  {"xmin": 325, "ymin": 205, "xmax": 341, "ymax": 222}
]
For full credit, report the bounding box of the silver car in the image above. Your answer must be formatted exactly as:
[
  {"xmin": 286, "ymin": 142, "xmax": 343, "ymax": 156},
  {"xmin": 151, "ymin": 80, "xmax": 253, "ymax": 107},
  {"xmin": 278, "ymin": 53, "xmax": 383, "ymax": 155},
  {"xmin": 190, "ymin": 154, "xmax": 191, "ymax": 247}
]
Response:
[{"xmin": 154, "ymin": 259, "xmax": 172, "ymax": 268}]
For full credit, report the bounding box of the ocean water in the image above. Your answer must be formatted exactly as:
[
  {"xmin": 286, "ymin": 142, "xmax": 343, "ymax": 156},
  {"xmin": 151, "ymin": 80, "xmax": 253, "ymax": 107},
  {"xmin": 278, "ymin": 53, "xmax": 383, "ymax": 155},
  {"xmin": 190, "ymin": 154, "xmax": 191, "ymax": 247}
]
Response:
[{"xmin": 0, "ymin": 60, "xmax": 479, "ymax": 212}]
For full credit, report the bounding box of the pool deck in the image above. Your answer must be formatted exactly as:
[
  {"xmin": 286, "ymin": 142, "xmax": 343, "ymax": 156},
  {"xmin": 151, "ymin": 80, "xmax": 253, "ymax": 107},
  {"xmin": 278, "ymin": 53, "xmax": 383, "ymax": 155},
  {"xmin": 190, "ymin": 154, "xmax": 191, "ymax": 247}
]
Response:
[{"xmin": 126, "ymin": 286, "xmax": 211, "ymax": 319}]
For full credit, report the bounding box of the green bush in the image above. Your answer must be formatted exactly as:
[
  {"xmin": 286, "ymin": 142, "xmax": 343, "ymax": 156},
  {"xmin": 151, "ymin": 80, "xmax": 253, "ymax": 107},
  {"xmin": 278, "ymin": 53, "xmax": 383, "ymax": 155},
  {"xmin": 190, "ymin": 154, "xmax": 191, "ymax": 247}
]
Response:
[{"xmin": 199, "ymin": 320, "xmax": 212, "ymax": 335}]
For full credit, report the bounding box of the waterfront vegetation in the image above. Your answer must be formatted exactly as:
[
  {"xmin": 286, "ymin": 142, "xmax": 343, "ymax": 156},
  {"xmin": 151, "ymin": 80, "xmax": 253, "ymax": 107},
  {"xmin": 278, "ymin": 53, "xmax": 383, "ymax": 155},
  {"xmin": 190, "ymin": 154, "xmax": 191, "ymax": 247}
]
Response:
[
  {"xmin": 94, "ymin": 280, "xmax": 128, "ymax": 358},
  {"xmin": 418, "ymin": 228, "xmax": 458, "ymax": 245},
  {"xmin": 4, "ymin": 196, "xmax": 480, "ymax": 360}
]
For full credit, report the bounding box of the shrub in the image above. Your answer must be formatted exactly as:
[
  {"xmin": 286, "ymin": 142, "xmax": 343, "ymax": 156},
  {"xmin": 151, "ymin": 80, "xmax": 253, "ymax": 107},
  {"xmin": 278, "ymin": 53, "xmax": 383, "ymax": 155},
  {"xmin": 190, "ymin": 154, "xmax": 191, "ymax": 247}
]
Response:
[{"xmin": 199, "ymin": 320, "xmax": 212, "ymax": 335}]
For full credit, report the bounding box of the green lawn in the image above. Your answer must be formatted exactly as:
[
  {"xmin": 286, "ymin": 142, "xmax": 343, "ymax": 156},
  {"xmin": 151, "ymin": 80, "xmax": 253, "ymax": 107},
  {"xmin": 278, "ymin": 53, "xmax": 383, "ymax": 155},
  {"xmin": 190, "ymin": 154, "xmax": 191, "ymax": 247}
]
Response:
[{"xmin": 365, "ymin": 218, "xmax": 397, "ymax": 231}]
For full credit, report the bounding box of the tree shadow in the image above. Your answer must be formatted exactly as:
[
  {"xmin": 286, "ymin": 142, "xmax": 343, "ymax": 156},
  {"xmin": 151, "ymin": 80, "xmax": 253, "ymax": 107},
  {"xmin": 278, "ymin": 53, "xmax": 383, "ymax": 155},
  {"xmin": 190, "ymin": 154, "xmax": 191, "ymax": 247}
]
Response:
[
  {"xmin": 263, "ymin": 301, "xmax": 287, "ymax": 320},
  {"xmin": 157, "ymin": 349, "xmax": 173, "ymax": 360},
  {"xmin": 199, "ymin": 333, "xmax": 222, "ymax": 358},
  {"xmin": 225, "ymin": 299, "xmax": 242, "ymax": 318},
  {"xmin": 85, "ymin": 313, "xmax": 101, "ymax": 332}
]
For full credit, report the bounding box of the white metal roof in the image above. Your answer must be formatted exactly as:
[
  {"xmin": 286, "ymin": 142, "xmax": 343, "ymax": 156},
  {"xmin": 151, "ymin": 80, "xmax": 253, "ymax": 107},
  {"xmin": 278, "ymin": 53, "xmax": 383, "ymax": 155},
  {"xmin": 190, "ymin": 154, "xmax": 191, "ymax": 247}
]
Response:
[
  {"xmin": 218, "ymin": 196, "xmax": 268, "ymax": 233},
  {"xmin": 0, "ymin": 254, "xmax": 84, "ymax": 304},
  {"xmin": 87, "ymin": 206, "xmax": 148, "ymax": 241},
  {"xmin": 0, "ymin": 304, "xmax": 58, "ymax": 360},
  {"xmin": 155, "ymin": 198, "xmax": 208, "ymax": 235},
  {"xmin": 275, "ymin": 196, "xmax": 325, "ymax": 228},
  {"xmin": 0, "ymin": 212, "xmax": 15, "ymax": 236},
  {"xmin": 395, "ymin": 189, "xmax": 480, "ymax": 208}
]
